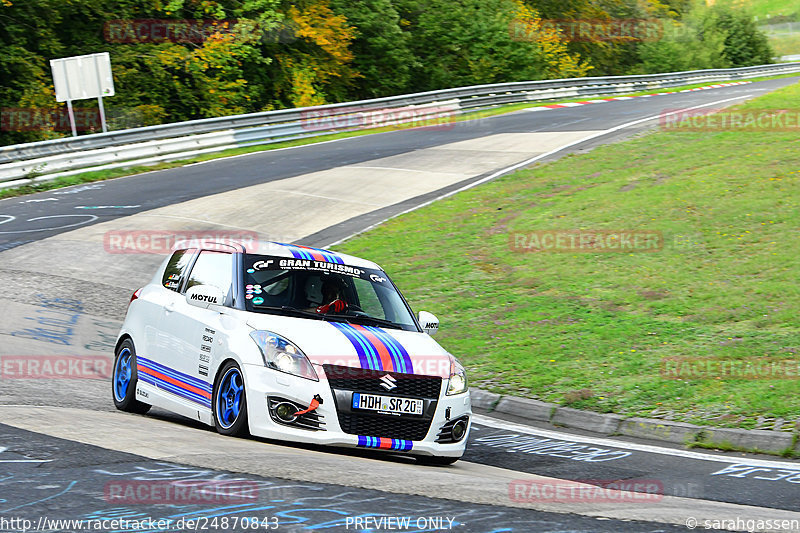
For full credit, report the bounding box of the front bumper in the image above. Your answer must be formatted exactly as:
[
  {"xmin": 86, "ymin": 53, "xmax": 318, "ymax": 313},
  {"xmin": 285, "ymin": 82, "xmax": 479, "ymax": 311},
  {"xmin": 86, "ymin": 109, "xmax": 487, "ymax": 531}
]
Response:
[{"xmin": 243, "ymin": 363, "xmax": 472, "ymax": 457}]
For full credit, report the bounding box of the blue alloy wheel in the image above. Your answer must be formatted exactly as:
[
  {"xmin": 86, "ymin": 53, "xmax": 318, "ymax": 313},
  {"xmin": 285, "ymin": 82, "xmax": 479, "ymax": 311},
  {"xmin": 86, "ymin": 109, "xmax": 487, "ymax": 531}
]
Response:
[
  {"xmin": 113, "ymin": 347, "xmax": 133, "ymax": 402},
  {"xmin": 111, "ymin": 339, "xmax": 151, "ymax": 414},
  {"xmin": 217, "ymin": 368, "xmax": 244, "ymax": 428},
  {"xmin": 213, "ymin": 361, "xmax": 249, "ymax": 436}
]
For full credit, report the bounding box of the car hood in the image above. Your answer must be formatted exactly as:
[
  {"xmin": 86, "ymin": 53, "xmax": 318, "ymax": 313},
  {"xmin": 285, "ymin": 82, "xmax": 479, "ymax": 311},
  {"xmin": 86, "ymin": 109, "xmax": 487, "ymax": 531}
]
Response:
[{"xmin": 246, "ymin": 314, "xmax": 453, "ymax": 377}]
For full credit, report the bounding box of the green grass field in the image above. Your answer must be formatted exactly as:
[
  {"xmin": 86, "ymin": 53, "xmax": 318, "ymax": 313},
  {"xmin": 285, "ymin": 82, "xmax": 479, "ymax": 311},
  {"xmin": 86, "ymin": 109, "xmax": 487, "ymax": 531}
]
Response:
[
  {"xmin": 769, "ymin": 33, "xmax": 800, "ymax": 56},
  {"xmin": 336, "ymin": 80, "xmax": 800, "ymax": 430},
  {"xmin": 734, "ymin": 0, "xmax": 798, "ymax": 19}
]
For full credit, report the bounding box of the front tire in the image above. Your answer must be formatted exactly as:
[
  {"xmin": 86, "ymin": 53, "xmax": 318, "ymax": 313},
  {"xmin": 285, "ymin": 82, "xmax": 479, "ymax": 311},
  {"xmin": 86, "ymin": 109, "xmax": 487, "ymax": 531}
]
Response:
[
  {"xmin": 213, "ymin": 361, "xmax": 249, "ymax": 436},
  {"xmin": 112, "ymin": 339, "xmax": 151, "ymax": 414}
]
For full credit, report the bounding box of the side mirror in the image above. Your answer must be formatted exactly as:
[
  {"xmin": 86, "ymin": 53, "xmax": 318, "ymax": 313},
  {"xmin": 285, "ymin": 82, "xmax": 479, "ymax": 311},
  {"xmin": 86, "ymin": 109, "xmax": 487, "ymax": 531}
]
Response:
[
  {"xmin": 418, "ymin": 311, "xmax": 439, "ymax": 336},
  {"xmin": 186, "ymin": 285, "xmax": 225, "ymax": 309}
]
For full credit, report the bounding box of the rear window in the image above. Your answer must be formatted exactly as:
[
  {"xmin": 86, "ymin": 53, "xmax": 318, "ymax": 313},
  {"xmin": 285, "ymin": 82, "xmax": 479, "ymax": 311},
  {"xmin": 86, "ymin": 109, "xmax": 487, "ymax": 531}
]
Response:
[{"xmin": 161, "ymin": 249, "xmax": 196, "ymax": 292}]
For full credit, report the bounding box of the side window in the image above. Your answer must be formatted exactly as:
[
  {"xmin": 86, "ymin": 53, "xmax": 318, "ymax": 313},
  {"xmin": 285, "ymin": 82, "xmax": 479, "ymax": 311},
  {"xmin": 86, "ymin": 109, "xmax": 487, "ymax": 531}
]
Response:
[
  {"xmin": 352, "ymin": 278, "xmax": 386, "ymax": 320},
  {"xmin": 161, "ymin": 249, "xmax": 196, "ymax": 292},
  {"xmin": 186, "ymin": 251, "xmax": 233, "ymax": 301}
]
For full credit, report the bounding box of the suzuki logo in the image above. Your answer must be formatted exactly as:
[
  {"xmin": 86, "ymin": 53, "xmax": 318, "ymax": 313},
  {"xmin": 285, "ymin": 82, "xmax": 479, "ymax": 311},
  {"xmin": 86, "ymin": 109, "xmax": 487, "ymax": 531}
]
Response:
[{"xmin": 379, "ymin": 374, "xmax": 397, "ymax": 391}]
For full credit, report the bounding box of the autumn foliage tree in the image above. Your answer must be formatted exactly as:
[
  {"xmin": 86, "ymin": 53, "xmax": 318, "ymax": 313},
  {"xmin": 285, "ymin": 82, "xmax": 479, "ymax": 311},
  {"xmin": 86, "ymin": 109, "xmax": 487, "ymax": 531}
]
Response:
[
  {"xmin": 267, "ymin": 0, "xmax": 358, "ymax": 108},
  {"xmin": 0, "ymin": 0, "xmax": 775, "ymax": 145}
]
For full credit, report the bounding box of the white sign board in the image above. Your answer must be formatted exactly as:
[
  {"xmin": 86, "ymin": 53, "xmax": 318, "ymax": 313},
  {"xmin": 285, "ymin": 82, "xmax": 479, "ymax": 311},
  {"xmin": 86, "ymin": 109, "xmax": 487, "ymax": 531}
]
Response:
[{"xmin": 50, "ymin": 52, "xmax": 115, "ymax": 102}]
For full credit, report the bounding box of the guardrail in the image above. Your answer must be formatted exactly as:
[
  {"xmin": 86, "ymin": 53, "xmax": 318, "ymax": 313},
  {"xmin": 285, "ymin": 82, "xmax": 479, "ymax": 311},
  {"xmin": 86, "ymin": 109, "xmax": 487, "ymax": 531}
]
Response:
[{"xmin": 2, "ymin": 62, "xmax": 799, "ymax": 188}]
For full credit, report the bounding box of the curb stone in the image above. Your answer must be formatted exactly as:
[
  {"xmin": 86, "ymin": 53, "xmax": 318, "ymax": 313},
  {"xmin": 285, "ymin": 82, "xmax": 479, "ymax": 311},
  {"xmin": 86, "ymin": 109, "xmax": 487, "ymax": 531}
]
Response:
[
  {"xmin": 469, "ymin": 389, "xmax": 502, "ymax": 411},
  {"xmin": 696, "ymin": 427, "xmax": 795, "ymax": 454},
  {"xmin": 494, "ymin": 395, "xmax": 552, "ymax": 423},
  {"xmin": 619, "ymin": 417, "xmax": 700, "ymax": 444},
  {"xmin": 552, "ymin": 406, "xmax": 623, "ymax": 435},
  {"xmin": 471, "ymin": 388, "xmax": 798, "ymax": 457}
]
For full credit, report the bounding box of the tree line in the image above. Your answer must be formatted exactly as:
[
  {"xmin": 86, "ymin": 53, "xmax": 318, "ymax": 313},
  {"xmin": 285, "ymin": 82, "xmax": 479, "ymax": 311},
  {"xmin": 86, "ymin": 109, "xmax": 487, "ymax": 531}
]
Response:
[{"xmin": 0, "ymin": 0, "xmax": 772, "ymax": 145}]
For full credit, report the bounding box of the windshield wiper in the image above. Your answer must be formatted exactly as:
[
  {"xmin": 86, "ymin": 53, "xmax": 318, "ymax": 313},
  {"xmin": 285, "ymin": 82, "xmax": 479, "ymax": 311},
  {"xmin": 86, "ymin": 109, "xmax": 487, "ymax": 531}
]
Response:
[
  {"xmin": 326, "ymin": 314, "xmax": 402, "ymax": 330},
  {"xmin": 253, "ymin": 306, "xmax": 326, "ymax": 321}
]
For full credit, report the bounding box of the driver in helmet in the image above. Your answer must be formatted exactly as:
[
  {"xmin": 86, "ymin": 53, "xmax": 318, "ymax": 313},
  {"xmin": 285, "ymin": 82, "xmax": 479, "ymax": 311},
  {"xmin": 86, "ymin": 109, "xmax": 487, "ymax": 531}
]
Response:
[{"xmin": 310, "ymin": 276, "xmax": 349, "ymax": 314}]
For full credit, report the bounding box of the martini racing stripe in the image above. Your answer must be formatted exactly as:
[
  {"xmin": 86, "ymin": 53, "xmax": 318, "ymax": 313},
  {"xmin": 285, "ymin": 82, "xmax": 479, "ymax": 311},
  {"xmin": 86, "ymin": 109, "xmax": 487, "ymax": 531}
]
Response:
[
  {"xmin": 139, "ymin": 373, "xmax": 211, "ymax": 409},
  {"xmin": 330, "ymin": 323, "xmax": 414, "ymax": 374},
  {"xmin": 137, "ymin": 356, "xmax": 212, "ymax": 408},
  {"xmin": 331, "ymin": 322, "xmax": 378, "ymax": 370},
  {"xmin": 273, "ymin": 242, "xmax": 345, "ymax": 264},
  {"xmin": 361, "ymin": 325, "xmax": 412, "ymax": 374},
  {"xmin": 357, "ymin": 435, "xmax": 413, "ymax": 451},
  {"xmin": 137, "ymin": 356, "xmax": 211, "ymax": 393}
]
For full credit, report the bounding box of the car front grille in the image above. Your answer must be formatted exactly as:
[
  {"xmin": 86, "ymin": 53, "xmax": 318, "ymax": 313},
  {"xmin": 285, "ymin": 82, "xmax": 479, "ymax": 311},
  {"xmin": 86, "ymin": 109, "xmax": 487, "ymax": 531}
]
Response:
[
  {"xmin": 324, "ymin": 364, "xmax": 440, "ymax": 441},
  {"xmin": 323, "ymin": 364, "xmax": 442, "ymax": 399},
  {"xmin": 336, "ymin": 412, "xmax": 432, "ymax": 441}
]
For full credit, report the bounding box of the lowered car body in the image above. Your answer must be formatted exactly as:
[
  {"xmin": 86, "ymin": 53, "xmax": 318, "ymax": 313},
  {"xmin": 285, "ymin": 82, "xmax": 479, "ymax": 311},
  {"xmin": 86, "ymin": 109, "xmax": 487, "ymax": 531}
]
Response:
[{"xmin": 112, "ymin": 240, "xmax": 471, "ymax": 464}]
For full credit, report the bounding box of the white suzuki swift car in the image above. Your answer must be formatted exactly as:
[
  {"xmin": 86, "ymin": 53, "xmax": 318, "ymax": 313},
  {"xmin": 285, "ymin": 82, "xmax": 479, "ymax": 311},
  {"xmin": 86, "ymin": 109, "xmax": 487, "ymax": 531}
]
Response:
[{"xmin": 113, "ymin": 241, "xmax": 471, "ymax": 464}]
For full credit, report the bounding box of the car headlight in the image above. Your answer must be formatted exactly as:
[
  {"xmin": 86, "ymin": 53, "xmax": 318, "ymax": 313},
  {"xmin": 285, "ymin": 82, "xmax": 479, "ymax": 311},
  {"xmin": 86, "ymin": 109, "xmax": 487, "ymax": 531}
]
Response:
[
  {"xmin": 249, "ymin": 330, "xmax": 318, "ymax": 381},
  {"xmin": 446, "ymin": 357, "xmax": 468, "ymax": 395}
]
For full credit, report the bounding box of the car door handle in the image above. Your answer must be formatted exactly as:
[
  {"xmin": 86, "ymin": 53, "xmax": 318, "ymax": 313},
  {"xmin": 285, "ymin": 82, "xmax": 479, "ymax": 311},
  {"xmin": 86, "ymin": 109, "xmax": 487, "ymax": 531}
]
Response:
[{"xmin": 164, "ymin": 302, "xmax": 176, "ymax": 313}]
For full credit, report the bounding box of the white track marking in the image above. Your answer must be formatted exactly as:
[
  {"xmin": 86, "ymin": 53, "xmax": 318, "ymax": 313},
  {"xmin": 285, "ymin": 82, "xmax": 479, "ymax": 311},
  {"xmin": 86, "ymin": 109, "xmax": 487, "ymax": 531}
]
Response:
[
  {"xmin": 0, "ymin": 215, "xmax": 15, "ymax": 226},
  {"xmin": 0, "ymin": 446, "xmax": 52, "ymax": 464},
  {"xmin": 0, "ymin": 214, "xmax": 98, "ymax": 234},
  {"xmin": 74, "ymin": 205, "xmax": 140, "ymax": 209},
  {"xmin": 325, "ymin": 94, "xmax": 754, "ymax": 247},
  {"xmin": 19, "ymin": 198, "xmax": 58, "ymax": 203},
  {"xmin": 473, "ymin": 414, "xmax": 800, "ymax": 470},
  {"xmin": 351, "ymin": 165, "xmax": 464, "ymax": 176}
]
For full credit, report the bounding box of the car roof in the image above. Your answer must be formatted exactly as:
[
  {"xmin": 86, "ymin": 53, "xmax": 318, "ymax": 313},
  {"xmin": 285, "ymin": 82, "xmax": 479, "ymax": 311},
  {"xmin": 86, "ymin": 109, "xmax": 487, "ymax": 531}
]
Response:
[{"xmin": 196, "ymin": 240, "xmax": 383, "ymax": 271}]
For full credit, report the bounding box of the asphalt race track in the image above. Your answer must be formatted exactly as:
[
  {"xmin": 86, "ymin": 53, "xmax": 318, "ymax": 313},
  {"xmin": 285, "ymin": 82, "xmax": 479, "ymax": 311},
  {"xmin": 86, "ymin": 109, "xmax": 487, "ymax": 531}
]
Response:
[{"xmin": 1, "ymin": 77, "xmax": 799, "ymax": 532}]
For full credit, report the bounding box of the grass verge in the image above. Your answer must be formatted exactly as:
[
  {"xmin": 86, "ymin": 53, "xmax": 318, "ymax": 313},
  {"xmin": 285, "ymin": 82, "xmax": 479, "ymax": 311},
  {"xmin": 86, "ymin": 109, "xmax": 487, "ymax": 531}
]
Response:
[{"xmin": 336, "ymin": 79, "xmax": 800, "ymax": 430}]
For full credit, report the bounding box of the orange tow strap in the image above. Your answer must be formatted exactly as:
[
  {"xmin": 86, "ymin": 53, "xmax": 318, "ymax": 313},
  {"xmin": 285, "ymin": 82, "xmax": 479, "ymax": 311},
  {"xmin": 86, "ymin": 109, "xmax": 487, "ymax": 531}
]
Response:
[{"xmin": 293, "ymin": 398, "xmax": 320, "ymax": 416}]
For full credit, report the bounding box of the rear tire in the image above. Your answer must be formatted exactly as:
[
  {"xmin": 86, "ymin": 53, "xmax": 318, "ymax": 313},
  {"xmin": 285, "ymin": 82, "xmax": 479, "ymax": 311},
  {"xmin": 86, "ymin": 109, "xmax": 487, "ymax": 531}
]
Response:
[
  {"xmin": 213, "ymin": 361, "xmax": 249, "ymax": 437},
  {"xmin": 112, "ymin": 339, "xmax": 151, "ymax": 414},
  {"xmin": 416, "ymin": 455, "xmax": 460, "ymax": 466}
]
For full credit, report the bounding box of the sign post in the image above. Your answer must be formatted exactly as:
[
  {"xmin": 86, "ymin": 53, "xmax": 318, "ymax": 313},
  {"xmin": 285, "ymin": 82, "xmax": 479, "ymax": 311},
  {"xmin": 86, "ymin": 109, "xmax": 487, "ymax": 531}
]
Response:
[{"xmin": 50, "ymin": 52, "xmax": 115, "ymax": 136}]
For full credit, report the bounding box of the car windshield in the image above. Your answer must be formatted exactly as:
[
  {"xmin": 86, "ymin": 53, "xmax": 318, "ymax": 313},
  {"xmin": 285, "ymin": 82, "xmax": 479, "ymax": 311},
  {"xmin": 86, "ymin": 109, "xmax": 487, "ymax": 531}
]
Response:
[{"xmin": 242, "ymin": 254, "xmax": 419, "ymax": 331}]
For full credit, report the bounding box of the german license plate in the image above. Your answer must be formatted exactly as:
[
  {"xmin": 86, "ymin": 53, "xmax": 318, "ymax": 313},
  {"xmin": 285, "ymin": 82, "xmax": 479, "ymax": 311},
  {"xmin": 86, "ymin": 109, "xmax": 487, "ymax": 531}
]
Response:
[{"xmin": 352, "ymin": 393, "xmax": 423, "ymax": 415}]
